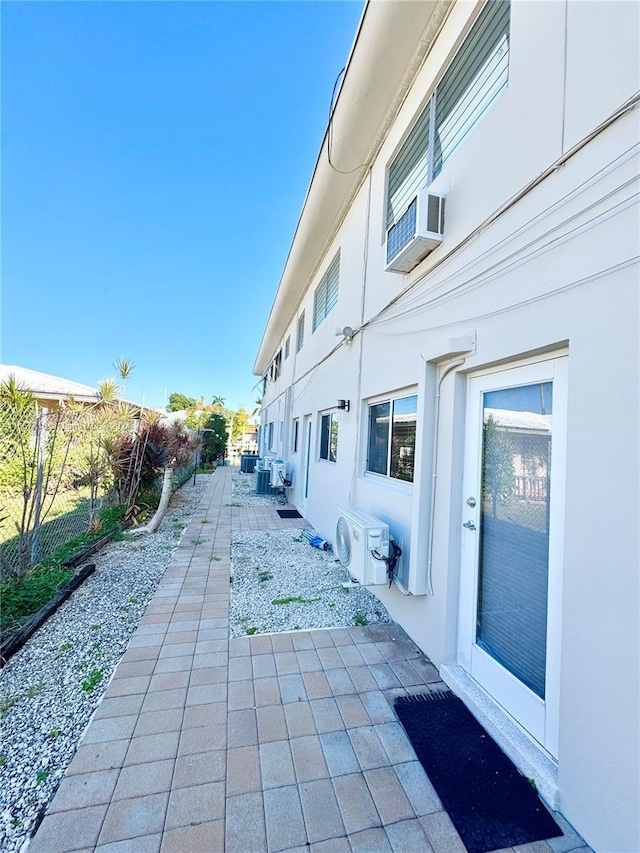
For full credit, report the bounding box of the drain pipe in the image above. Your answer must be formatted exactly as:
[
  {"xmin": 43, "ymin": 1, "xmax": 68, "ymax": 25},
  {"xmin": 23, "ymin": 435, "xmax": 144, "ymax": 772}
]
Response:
[{"xmin": 425, "ymin": 357, "xmax": 467, "ymax": 595}]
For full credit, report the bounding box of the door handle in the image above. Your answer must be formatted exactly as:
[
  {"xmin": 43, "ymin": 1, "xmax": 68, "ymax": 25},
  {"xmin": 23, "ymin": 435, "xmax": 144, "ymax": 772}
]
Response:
[{"xmin": 463, "ymin": 520, "xmax": 476, "ymax": 531}]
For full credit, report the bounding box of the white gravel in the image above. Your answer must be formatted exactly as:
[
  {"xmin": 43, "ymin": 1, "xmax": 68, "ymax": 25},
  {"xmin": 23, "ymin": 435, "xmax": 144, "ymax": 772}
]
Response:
[
  {"xmin": 0, "ymin": 476, "xmax": 211, "ymax": 853},
  {"xmin": 1, "ymin": 469, "xmax": 392, "ymax": 851},
  {"xmin": 229, "ymin": 471, "xmax": 392, "ymax": 638}
]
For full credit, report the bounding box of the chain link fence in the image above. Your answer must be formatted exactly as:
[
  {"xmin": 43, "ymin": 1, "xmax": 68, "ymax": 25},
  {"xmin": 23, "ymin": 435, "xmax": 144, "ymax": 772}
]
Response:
[
  {"xmin": 0, "ymin": 396, "xmax": 204, "ymax": 580},
  {"xmin": 0, "ymin": 404, "xmax": 116, "ymax": 579}
]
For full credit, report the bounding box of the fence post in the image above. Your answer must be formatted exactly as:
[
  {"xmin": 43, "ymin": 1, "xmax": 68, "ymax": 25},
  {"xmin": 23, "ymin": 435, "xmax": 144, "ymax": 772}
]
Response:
[{"xmin": 30, "ymin": 407, "xmax": 48, "ymax": 565}]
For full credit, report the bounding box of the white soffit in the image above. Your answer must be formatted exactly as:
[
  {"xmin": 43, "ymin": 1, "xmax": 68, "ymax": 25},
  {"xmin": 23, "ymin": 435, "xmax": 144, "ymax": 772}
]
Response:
[{"xmin": 254, "ymin": 0, "xmax": 451, "ymax": 376}]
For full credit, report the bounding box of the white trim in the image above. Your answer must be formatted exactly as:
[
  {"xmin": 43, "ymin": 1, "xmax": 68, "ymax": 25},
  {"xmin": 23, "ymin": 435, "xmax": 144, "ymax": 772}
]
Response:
[{"xmin": 459, "ymin": 355, "xmax": 567, "ymax": 757}]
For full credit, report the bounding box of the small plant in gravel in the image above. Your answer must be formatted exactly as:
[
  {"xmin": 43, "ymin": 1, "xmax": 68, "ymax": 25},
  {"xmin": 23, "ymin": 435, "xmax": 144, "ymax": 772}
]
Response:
[
  {"xmin": 53, "ymin": 641, "xmax": 74, "ymax": 659},
  {"xmin": 35, "ymin": 770, "xmax": 50, "ymax": 785},
  {"xmin": 0, "ymin": 753, "xmax": 6, "ymax": 767},
  {"xmin": 26, "ymin": 678, "xmax": 45, "ymax": 698},
  {"xmin": 90, "ymin": 623, "xmax": 101, "ymax": 630},
  {"xmin": 48, "ymin": 729, "xmax": 61, "ymax": 739},
  {"xmin": 246, "ymin": 627, "xmax": 258, "ymax": 635},
  {"xmin": 258, "ymin": 571, "xmax": 272, "ymax": 583},
  {"xmin": 128, "ymin": 596, "xmax": 138, "ymax": 604},
  {"xmin": 353, "ymin": 612, "xmax": 369, "ymax": 626},
  {"xmin": 1, "ymin": 695, "xmax": 18, "ymax": 716},
  {"xmin": 272, "ymin": 596, "xmax": 321, "ymax": 606},
  {"xmin": 81, "ymin": 668, "xmax": 105, "ymax": 693},
  {"xmin": 327, "ymin": 602, "xmax": 336, "ymax": 609}
]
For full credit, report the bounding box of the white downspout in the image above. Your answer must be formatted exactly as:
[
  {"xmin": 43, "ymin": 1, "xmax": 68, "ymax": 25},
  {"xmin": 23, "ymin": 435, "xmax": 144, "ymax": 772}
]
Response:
[{"xmin": 425, "ymin": 357, "xmax": 467, "ymax": 595}]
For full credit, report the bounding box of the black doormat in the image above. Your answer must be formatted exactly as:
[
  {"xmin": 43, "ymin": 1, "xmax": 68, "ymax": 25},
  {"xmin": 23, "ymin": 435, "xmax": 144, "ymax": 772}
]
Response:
[
  {"xmin": 394, "ymin": 692, "xmax": 562, "ymax": 853},
  {"xmin": 277, "ymin": 509, "xmax": 303, "ymax": 519}
]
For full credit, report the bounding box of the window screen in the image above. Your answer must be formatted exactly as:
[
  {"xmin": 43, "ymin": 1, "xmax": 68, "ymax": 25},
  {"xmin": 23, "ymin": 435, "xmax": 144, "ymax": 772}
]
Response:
[
  {"xmin": 387, "ymin": 101, "xmax": 430, "ymax": 228},
  {"xmin": 313, "ymin": 254, "xmax": 340, "ymax": 331},
  {"xmin": 434, "ymin": 0, "xmax": 510, "ymax": 176}
]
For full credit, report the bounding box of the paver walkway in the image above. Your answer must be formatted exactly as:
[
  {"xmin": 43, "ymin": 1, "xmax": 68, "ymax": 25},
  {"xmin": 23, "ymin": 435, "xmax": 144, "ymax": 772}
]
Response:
[{"xmin": 30, "ymin": 468, "xmax": 590, "ymax": 853}]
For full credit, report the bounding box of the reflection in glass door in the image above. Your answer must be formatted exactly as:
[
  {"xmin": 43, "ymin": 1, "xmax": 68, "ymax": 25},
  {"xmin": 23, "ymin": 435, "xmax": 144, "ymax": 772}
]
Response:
[{"xmin": 478, "ymin": 382, "xmax": 552, "ymax": 699}]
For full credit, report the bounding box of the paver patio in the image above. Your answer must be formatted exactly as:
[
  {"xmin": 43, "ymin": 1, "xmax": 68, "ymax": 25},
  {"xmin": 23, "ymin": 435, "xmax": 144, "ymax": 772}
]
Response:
[{"xmin": 30, "ymin": 468, "xmax": 591, "ymax": 853}]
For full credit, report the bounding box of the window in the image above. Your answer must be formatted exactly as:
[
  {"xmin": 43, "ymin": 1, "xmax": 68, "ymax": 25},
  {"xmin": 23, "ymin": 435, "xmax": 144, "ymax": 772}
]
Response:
[
  {"xmin": 272, "ymin": 350, "xmax": 282, "ymax": 380},
  {"xmin": 268, "ymin": 422, "xmax": 274, "ymax": 450},
  {"xmin": 284, "ymin": 336, "xmax": 291, "ymax": 359},
  {"xmin": 367, "ymin": 394, "xmax": 417, "ymax": 482},
  {"xmin": 319, "ymin": 412, "xmax": 338, "ymax": 462},
  {"xmin": 433, "ymin": 0, "xmax": 510, "ymax": 176},
  {"xmin": 292, "ymin": 418, "xmax": 299, "ymax": 453},
  {"xmin": 313, "ymin": 253, "xmax": 340, "ymax": 331},
  {"xmin": 386, "ymin": 1, "xmax": 510, "ymax": 233},
  {"xmin": 296, "ymin": 311, "xmax": 305, "ymax": 352}
]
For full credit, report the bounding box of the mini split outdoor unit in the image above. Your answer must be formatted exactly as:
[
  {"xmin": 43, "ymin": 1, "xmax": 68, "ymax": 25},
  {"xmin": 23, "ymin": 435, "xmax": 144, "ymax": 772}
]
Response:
[
  {"xmin": 335, "ymin": 508, "xmax": 389, "ymax": 586},
  {"xmin": 385, "ymin": 189, "xmax": 445, "ymax": 273},
  {"xmin": 269, "ymin": 460, "xmax": 289, "ymax": 487}
]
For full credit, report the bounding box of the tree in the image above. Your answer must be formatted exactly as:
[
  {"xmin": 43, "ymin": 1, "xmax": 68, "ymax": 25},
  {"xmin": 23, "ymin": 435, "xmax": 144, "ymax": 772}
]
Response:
[
  {"xmin": 167, "ymin": 392, "xmax": 197, "ymax": 412},
  {"xmin": 230, "ymin": 406, "xmax": 252, "ymax": 441},
  {"xmin": 125, "ymin": 420, "xmax": 199, "ymax": 536},
  {"xmin": 482, "ymin": 415, "xmax": 515, "ymax": 517},
  {"xmin": 185, "ymin": 411, "xmax": 227, "ymax": 463}
]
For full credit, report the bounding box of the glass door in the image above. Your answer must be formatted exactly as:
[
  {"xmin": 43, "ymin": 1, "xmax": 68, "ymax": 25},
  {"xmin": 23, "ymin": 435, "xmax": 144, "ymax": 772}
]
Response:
[
  {"xmin": 459, "ymin": 357, "xmax": 567, "ymax": 756},
  {"xmin": 300, "ymin": 416, "xmax": 312, "ymax": 515}
]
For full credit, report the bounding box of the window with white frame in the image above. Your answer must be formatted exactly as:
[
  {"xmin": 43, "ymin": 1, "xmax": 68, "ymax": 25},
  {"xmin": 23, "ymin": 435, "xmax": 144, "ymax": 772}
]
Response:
[
  {"xmin": 284, "ymin": 336, "xmax": 291, "ymax": 359},
  {"xmin": 268, "ymin": 422, "xmax": 274, "ymax": 450},
  {"xmin": 386, "ymin": 1, "xmax": 510, "ymax": 241},
  {"xmin": 272, "ymin": 349, "xmax": 282, "ymax": 380},
  {"xmin": 319, "ymin": 411, "xmax": 338, "ymax": 462},
  {"xmin": 313, "ymin": 253, "xmax": 340, "ymax": 332},
  {"xmin": 296, "ymin": 311, "xmax": 305, "ymax": 352},
  {"xmin": 367, "ymin": 394, "xmax": 418, "ymax": 483},
  {"xmin": 292, "ymin": 418, "xmax": 299, "ymax": 453}
]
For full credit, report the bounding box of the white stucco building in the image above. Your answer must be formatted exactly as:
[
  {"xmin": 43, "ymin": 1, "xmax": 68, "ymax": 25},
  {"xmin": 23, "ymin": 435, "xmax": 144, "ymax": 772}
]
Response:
[{"xmin": 254, "ymin": 3, "xmax": 639, "ymax": 850}]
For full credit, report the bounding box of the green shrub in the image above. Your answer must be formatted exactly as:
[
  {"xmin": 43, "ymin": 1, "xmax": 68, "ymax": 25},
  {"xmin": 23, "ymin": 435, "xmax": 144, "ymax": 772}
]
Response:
[{"xmin": 0, "ymin": 504, "xmax": 126, "ymax": 640}]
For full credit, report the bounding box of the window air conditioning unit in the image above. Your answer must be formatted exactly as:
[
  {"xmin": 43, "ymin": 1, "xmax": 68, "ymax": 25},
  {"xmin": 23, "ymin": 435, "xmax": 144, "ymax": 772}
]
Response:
[
  {"xmin": 385, "ymin": 190, "xmax": 445, "ymax": 273},
  {"xmin": 335, "ymin": 508, "xmax": 390, "ymax": 586}
]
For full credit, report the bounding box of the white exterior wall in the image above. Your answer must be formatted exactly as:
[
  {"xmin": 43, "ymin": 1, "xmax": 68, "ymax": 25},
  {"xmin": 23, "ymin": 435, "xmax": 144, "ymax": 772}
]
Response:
[{"xmin": 258, "ymin": 3, "xmax": 640, "ymax": 850}]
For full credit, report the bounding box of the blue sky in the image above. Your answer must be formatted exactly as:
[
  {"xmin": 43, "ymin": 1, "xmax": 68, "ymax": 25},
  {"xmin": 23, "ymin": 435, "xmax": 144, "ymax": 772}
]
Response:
[{"xmin": 1, "ymin": 0, "xmax": 363, "ymax": 411}]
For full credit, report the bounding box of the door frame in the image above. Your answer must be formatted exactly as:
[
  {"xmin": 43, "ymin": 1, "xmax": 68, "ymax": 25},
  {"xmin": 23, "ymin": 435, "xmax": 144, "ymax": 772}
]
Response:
[
  {"xmin": 300, "ymin": 415, "xmax": 312, "ymax": 515},
  {"xmin": 458, "ymin": 354, "xmax": 568, "ymax": 757}
]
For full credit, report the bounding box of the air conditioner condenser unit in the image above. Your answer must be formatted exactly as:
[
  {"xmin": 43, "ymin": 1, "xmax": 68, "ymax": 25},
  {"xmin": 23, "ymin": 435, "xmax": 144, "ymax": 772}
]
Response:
[
  {"xmin": 335, "ymin": 508, "xmax": 390, "ymax": 586},
  {"xmin": 386, "ymin": 190, "xmax": 445, "ymax": 274}
]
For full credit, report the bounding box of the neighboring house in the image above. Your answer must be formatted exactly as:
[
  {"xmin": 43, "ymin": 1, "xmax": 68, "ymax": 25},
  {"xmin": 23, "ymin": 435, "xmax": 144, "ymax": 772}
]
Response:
[
  {"xmin": 254, "ymin": 3, "xmax": 639, "ymax": 851},
  {"xmin": 0, "ymin": 365, "xmax": 145, "ymax": 415},
  {"xmin": 0, "ymin": 365, "xmax": 102, "ymax": 409}
]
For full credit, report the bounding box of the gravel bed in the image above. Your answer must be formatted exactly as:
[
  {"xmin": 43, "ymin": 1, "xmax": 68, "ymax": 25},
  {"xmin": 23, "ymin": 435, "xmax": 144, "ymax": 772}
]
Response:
[
  {"xmin": 229, "ymin": 530, "xmax": 392, "ymax": 637},
  {"xmin": 0, "ymin": 475, "xmax": 211, "ymax": 853},
  {"xmin": 229, "ymin": 471, "xmax": 392, "ymax": 637},
  {"xmin": 231, "ymin": 468, "xmax": 282, "ymax": 506}
]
